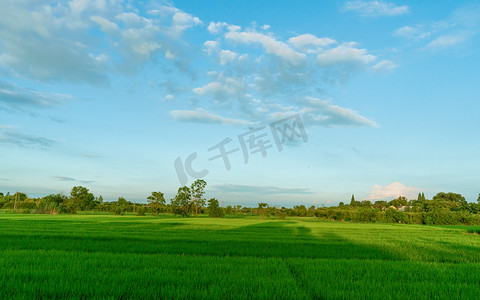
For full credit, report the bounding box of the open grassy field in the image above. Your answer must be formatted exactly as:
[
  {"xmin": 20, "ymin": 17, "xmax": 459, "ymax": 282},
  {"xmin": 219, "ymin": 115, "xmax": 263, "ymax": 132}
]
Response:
[{"xmin": 1, "ymin": 213, "xmax": 480, "ymax": 299}]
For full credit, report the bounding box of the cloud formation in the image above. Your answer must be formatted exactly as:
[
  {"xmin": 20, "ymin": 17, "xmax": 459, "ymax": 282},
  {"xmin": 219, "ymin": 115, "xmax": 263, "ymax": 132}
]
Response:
[
  {"xmin": 0, "ymin": 127, "xmax": 55, "ymax": 148},
  {"xmin": 394, "ymin": 5, "xmax": 480, "ymax": 50},
  {"xmin": 367, "ymin": 182, "xmax": 421, "ymax": 200},
  {"xmin": 53, "ymin": 176, "xmax": 94, "ymax": 184},
  {"xmin": 0, "ymin": 1, "xmax": 201, "ymax": 83},
  {"xmin": 170, "ymin": 109, "xmax": 257, "ymax": 126},
  {"xmin": 342, "ymin": 1, "xmax": 410, "ymax": 17},
  {"xmin": 185, "ymin": 25, "xmax": 387, "ymax": 128},
  {"xmin": 0, "ymin": 81, "xmax": 72, "ymax": 110}
]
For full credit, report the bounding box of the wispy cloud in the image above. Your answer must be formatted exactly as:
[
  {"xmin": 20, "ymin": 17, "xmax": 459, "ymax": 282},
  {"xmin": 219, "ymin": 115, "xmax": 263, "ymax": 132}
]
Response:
[
  {"xmin": 300, "ymin": 97, "xmax": 378, "ymax": 127},
  {"xmin": 0, "ymin": 81, "xmax": 72, "ymax": 110},
  {"xmin": 0, "ymin": 127, "xmax": 55, "ymax": 148},
  {"xmin": 171, "ymin": 109, "xmax": 257, "ymax": 127},
  {"xmin": 213, "ymin": 184, "xmax": 312, "ymax": 195},
  {"xmin": 53, "ymin": 176, "xmax": 75, "ymax": 181},
  {"xmin": 53, "ymin": 176, "xmax": 95, "ymax": 184},
  {"xmin": 425, "ymin": 34, "xmax": 470, "ymax": 50},
  {"xmin": 371, "ymin": 59, "xmax": 397, "ymax": 73},
  {"xmin": 342, "ymin": 1, "xmax": 410, "ymax": 17},
  {"xmin": 394, "ymin": 4, "xmax": 480, "ymax": 50}
]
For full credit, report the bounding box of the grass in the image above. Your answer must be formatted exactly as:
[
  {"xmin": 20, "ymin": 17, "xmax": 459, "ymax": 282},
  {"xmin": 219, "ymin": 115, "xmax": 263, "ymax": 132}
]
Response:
[{"xmin": 1, "ymin": 213, "xmax": 480, "ymax": 299}]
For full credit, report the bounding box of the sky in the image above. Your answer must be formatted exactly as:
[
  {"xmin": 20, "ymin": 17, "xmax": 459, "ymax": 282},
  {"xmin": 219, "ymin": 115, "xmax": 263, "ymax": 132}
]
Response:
[{"xmin": 1, "ymin": 0, "xmax": 479, "ymax": 206}]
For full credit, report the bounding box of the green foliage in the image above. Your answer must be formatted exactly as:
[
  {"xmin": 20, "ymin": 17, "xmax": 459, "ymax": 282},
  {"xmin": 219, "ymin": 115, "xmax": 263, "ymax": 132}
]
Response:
[
  {"xmin": 384, "ymin": 208, "xmax": 407, "ymax": 223},
  {"xmin": 36, "ymin": 194, "xmax": 68, "ymax": 214},
  {"xmin": 171, "ymin": 186, "xmax": 192, "ymax": 217},
  {"xmin": 207, "ymin": 198, "xmax": 224, "ymax": 218},
  {"xmin": 68, "ymin": 186, "xmax": 95, "ymax": 212},
  {"xmin": 389, "ymin": 196, "xmax": 408, "ymax": 208},
  {"xmin": 350, "ymin": 194, "xmax": 357, "ymax": 207},
  {"xmin": 432, "ymin": 192, "xmax": 467, "ymax": 211},
  {"xmin": 351, "ymin": 208, "xmax": 380, "ymax": 223},
  {"xmin": 136, "ymin": 206, "xmax": 147, "ymax": 216},
  {"xmin": 147, "ymin": 191, "xmax": 165, "ymax": 216},
  {"xmin": 190, "ymin": 179, "xmax": 207, "ymax": 217},
  {"xmin": 111, "ymin": 197, "xmax": 128, "ymax": 215}
]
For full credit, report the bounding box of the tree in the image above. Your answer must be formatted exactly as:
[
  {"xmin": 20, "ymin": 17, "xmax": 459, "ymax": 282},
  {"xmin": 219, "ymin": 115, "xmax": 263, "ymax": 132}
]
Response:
[
  {"xmin": 68, "ymin": 186, "xmax": 95, "ymax": 212},
  {"xmin": 112, "ymin": 197, "xmax": 128, "ymax": 215},
  {"xmin": 477, "ymin": 193, "xmax": 480, "ymax": 203},
  {"xmin": 432, "ymin": 192, "xmax": 467, "ymax": 210},
  {"xmin": 389, "ymin": 196, "xmax": 408, "ymax": 208},
  {"xmin": 208, "ymin": 198, "xmax": 224, "ymax": 217},
  {"xmin": 147, "ymin": 191, "xmax": 165, "ymax": 216},
  {"xmin": 350, "ymin": 195, "xmax": 357, "ymax": 207},
  {"xmin": 190, "ymin": 179, "xmax": 207, "ymax": 217},
  {"xmin": 257, "ymin": 202, "xmax": 269, "ymax": 218},
  {"xmin": 171, "ymin": 186, "xmax": 192, "ymax": 217}
]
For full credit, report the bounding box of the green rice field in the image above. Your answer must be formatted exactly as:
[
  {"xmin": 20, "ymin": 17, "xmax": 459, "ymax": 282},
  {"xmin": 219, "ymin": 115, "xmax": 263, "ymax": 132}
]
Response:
[{"xmin": 1, "ymin": 213, "xmax": 480, "ymax": 299}]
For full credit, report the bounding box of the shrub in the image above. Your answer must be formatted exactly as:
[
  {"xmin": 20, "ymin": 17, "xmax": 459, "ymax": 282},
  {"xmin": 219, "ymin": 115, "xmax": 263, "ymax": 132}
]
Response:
[
  {"xmin": 136, "ymin": 207, "xmax": 147, "ymax": 216},
  {"xmin": 385, "ymin": 208, "xmax": 407, "ymax": 223}
]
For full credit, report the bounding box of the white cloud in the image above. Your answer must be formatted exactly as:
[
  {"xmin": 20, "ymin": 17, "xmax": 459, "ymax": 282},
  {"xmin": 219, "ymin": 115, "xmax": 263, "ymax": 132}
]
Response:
[
  {"xmin": 227, "ymin": 24, "xmax": 241, "ymax": 32},
  {"xmin": 342, "ymin": 1, "xmax": 410, "ymax": 17},
  {"xmin": 425, "ymin": 34, "xmax": 469, "ymax": 49},
  {"xmin": 115, "ymin": 12, "xmax": 148, "ymax": 27},
  {"xmin": 393, "ymin": 25, "xmax": 431, "ymax": 39},
  {"xmin": 371, "ymin": 59, "xmax": 397, "ymax": 73},
  {"xmin": 192, "ymin": 76, "xmax": 248, "ymax": 103},
  {"xmin": 394, "ymin": 5, "xmax": 480, "ymax": 50},
  {"xmin": 225, "ymin": 30, "xmax": 306, "ymax": 65},
  {"xmin": 367, "ymin": 182, "xmax": 421, "ymax": 200},
  {"xmin": 288, "ymin": 34, "xmax": 336, "ymax": 52},
  {"xmin": 90, "ymin": 16, "xmax": 119, "ymax": 33},
  {"xmin": 170, "ymin": 9, "xmax": 202, "ymax": 36},
  {"xmin": 170, "ymin": 109, "xmax": 256, "ymax": 126},
  {"xmin": 0, "ymin": 1, "xmax": 201, "ymax": 82},
  {"xmin": 218, "ymin": 50, "xmax": 238, "ymax": 65},
  {"xmin": 300, "ymin": 97, "xmax": 378, "ymax": 127},
  {"xmin": 317, "ymin": 43, "xmax": 377, "ymax": 67},
  {"xmin": 261, "ymin": 24, "xmax": 271, "ymax": 30},
  {"xmin": 203, "ymin": 40, "xmax": 219, "ymax": 55},
  {"xmin": 208, "ymin": 21, "xmax": 228, "ymax": 34}
]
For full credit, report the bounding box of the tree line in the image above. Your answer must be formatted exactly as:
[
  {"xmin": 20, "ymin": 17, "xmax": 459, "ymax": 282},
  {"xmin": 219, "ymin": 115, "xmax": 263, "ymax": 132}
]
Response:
[{"xmin": 2, "ymin": 182, "xmax": 480, "ymax": 225}]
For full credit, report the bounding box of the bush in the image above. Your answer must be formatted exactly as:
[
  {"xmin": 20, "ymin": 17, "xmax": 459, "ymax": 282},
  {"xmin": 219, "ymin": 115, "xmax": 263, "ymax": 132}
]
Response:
[
  {"xmin": 136, "ymin": 207, "xmax": 147, "ymax": 216},
  {"xmin": 405, "ymin": 212, "xmax": 423, "ymax": 224},
  {"xmin": 351, "ymin": 209, "xmax": 380, "ymax": 223},
  {"xmin": 422, "ymin": 210, "xmax": 460, "ymax": 225},
  {"xmin": 111, "ymin": 205, "xmax": 126, "ymax": 215},
  {"xmin": 385, "ymin": 208, "xmax": 407, "ymax": 223}
]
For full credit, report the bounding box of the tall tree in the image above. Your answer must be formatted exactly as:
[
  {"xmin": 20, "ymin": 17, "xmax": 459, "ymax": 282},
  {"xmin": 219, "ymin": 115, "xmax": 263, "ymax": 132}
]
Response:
[
  {"xmin": 147, "ymin": 191, "xmax": 165, "ymax": 216},
  {"xmin": 350, "ymin": 194, "xmax": 357, "ymax": 207},
  {"xmin": 190, "ymin": 179, "xmax": 207, "ymax": 217},
  {"xmin": 171, "ymin": 186, "xmax": 192, "ymax": 217}
]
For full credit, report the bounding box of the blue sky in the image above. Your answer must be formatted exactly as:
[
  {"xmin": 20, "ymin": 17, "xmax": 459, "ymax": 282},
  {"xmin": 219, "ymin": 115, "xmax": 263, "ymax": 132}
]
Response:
[{"xmin": 1, "ymin": 0, "xmax": 479, "ymax": 206}]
